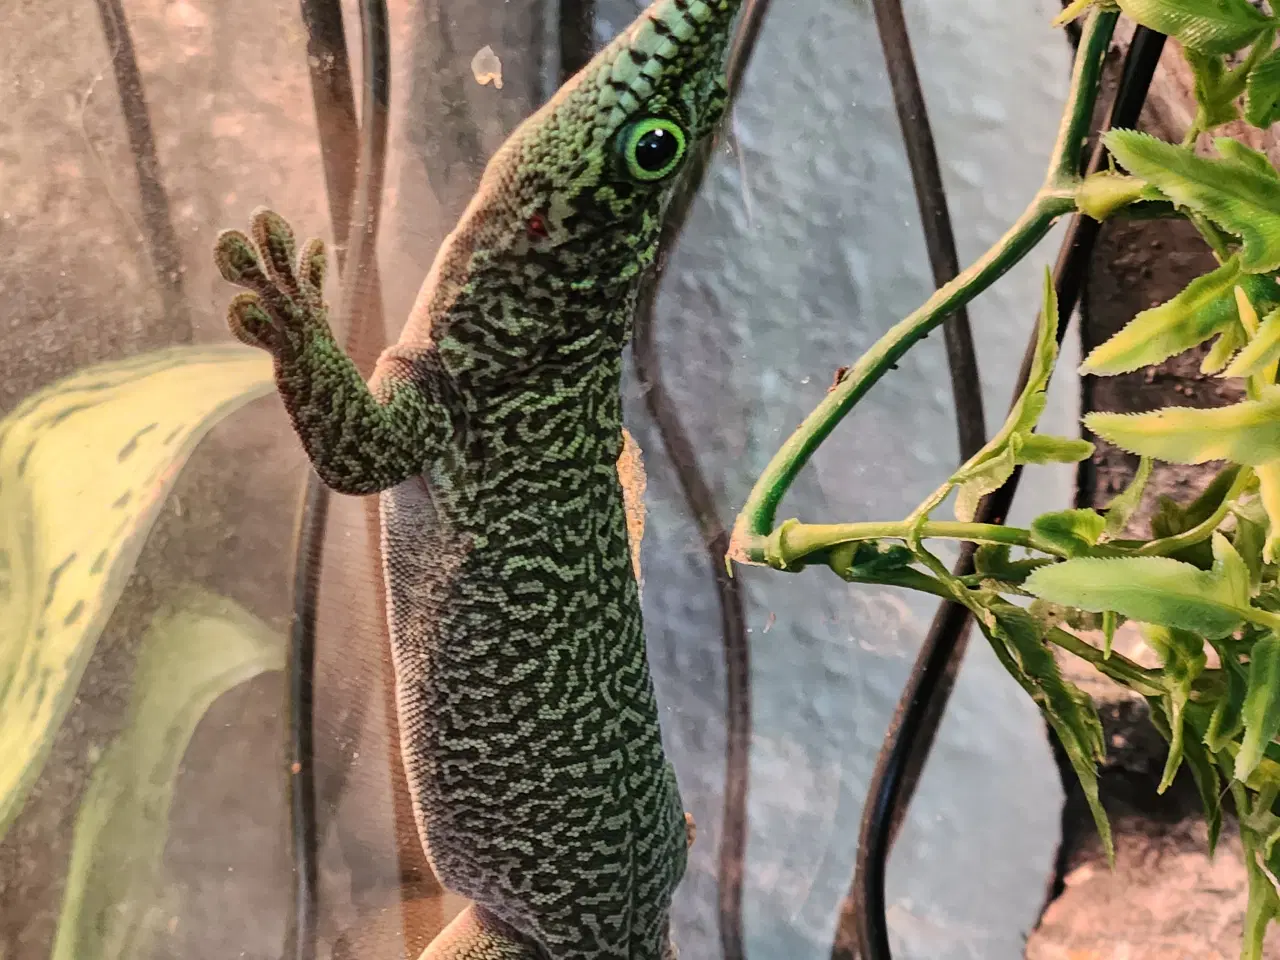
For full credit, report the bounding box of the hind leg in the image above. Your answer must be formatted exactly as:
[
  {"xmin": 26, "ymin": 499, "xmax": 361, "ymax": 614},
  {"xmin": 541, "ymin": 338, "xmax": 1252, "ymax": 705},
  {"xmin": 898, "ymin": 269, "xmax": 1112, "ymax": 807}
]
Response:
[{"xmin": 420, "ymin": 906, "xmax": 540, "ymax": 960}]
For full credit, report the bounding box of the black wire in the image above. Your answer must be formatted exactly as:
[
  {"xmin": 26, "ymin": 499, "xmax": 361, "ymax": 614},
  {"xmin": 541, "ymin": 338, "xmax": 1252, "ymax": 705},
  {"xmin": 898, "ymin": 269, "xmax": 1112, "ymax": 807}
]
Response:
[
  {"xmin": 92, "ymin": 0, "xmax": 191, "ymax": 336},
  {"xmin": 286, "ymin": 3, "xmax": 391, "ymax": 960},
  {"xmin": 871, "ymin": 0, "xmax": 986, "ymax": 463},
  {"xmin": 629, "ymin": 4, "xmax": 770, "ymax": 957},
  {"xmin": 558, "ymin": 0, "xmax": 597, "ymax": 84},
  {"xmin": 839, "ymin": 25, "xmax": 1168, "ymax": 960}
]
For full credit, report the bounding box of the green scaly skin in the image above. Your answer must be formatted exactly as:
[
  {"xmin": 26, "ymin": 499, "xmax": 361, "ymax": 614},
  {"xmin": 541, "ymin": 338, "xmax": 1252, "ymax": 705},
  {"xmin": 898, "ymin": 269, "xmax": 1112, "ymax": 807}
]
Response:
[{"xmin": 214, "ymin": 2, "xmax": 741, "ymax": 957}]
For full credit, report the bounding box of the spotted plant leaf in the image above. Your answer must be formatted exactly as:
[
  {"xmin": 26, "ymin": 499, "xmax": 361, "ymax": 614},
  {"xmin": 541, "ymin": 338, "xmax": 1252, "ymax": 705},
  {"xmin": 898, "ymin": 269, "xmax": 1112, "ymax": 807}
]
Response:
[
  {"xmin": 50, "ymin": 590, "xmax": 283, "ymax": 960},
  {"xmin": 0, "ymin": 346, "xmax": 273, "ymax": 836}
]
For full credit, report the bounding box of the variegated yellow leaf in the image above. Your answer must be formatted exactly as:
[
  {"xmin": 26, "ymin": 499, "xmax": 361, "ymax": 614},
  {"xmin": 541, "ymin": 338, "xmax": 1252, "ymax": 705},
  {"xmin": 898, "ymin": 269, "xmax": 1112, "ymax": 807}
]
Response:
[
  {"xmin": 0, "ymin": 346, "xmax": 273, "ymax": 836},
  {"xmin": 1084, "ymin": 387, "xmax": 1280, "ymax": 466}
]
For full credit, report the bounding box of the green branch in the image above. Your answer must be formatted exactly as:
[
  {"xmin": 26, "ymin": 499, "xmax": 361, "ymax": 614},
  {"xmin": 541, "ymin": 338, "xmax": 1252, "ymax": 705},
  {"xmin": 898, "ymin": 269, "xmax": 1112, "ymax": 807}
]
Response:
[{"xmin": 729, "ymin": 10, "xmax": 1118, "ymax": 565}]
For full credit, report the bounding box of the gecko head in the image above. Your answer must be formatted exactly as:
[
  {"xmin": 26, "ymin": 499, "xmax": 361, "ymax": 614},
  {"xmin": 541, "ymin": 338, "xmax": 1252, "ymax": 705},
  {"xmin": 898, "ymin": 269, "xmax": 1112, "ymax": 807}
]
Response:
[{"xmin": 442, "ymin": 0, "xmax": 742, "ymax": 306}]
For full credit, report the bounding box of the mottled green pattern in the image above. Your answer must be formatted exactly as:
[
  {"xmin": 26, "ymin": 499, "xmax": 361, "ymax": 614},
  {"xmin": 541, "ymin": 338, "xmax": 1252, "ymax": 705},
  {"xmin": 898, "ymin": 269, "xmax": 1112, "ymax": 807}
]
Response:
[{"xmin": 214, "ymin": 2, "xmax": 741, "ymax": 957}]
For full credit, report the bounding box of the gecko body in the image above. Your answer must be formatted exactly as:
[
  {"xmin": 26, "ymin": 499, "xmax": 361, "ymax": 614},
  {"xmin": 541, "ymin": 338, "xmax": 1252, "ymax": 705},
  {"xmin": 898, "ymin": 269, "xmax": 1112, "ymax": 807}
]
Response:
[{"xmin": 214, "ymin": 2, "xmax": 742, "ymax": 958}]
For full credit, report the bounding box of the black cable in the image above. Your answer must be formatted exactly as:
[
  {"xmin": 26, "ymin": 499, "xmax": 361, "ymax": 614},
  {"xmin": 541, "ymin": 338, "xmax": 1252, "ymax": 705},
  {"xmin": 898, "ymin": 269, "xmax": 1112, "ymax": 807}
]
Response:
[
  {"xmin": 558, "ymin": 0, "xmax": 598, "ymax": 84},
  {"xmin": 92, "ymin": 0, "xmax": 191, "ymax": 336},
  {"xmin": 630, "ymin": 4, "xmax": 770, "ymax": 957},
  {"xmin": 286, "ymin": 3, "xmax": 392, "ymax": 959},
  {"xmin": 839, "ymin": 25, "xmax": 1168, "ymax": 960}
]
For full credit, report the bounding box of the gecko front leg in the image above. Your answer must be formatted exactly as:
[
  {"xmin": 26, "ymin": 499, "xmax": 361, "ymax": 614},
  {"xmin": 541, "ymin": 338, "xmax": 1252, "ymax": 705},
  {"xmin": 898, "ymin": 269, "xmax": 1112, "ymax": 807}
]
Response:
[{"xmin": 214, "ymin": 208, "xmax": 461, "ymax": 495}]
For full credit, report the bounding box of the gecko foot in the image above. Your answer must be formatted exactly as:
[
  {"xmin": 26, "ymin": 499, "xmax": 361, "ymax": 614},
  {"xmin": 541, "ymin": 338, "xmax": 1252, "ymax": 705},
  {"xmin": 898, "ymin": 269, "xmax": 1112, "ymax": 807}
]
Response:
[{"xmin": 214, "ymin": 207, "xmax": 331, "ymax": 359}]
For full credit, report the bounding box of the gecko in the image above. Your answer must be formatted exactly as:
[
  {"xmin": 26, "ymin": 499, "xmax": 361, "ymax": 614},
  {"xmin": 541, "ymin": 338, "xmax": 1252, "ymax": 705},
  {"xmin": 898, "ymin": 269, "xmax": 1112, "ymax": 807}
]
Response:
[{"xmin": 213, "ymin": 1, "xmax": 743, "ymax": 957}]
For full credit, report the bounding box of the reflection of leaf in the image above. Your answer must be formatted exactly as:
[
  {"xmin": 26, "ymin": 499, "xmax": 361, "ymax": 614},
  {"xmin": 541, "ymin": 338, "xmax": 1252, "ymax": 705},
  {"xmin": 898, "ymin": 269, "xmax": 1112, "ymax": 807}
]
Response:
[
  {"xmin": 50, "ymin": 590, "xmax": 283, "ymax": 960},
  {"xmin": 0, "ymin": 346, "xmax": 273, "ymax": 836}
]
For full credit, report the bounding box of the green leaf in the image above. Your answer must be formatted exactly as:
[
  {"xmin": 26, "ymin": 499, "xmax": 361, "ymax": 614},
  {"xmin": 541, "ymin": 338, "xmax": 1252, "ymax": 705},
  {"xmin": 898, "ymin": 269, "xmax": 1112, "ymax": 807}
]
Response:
[
  {"xmin": 1183, "ymin": 732, "xmax": 1224, "ymax": 851},
  {"xmin": 1189, "ymin": 50, "xmax": 1244, "ymax": 127},
  {"xmin": 50, "ymin": 590, "xmax": 283, "ymax": 960},
  {"xmin": 1236, "ymin": 503, "xmax": 1268, "ymax": 588},
  {"xmin": 1116, "ymin": 0, "xmax": 1271, "ymax": 55},
  {"xmin": 973, "ymin": 543, "xmax": 1053, "ymax": 585},
  {"xmin": 1207, "ymin": 639, "xmax": 1249, "ymax": 750},
  {"xmin": 1247, "ymin": 46, "xmax": 1280, "ymax": 128},
  {"xmin": 1244, "ymin": 837, "xmax": 1280, "ymax": 960},
  {"xmin": 1102, "ymin": 609, "xmax": 1118, "ymax": 658},
  {"xmin": 1085, "ymin": 387, "xmax": 1280, "ymax": 466},
  {"xmin": 979, "ymin": 602, "xmax": 1111, "ymax": 860},
  {"xmin": 1239, "ymin": 632, "xmax": 1280, "ymax": 780},
  {"xmin": 1081, "ymin": 256, "xmax": 1244, "ymax": 374},
  {"xmin": 1260, "ymin": 462, "xmax": 1280, "ymax": 563},
  {"xmin": 1016, "ymin": 434, "xmax": 1096, "ymax": 463},
  {"xmin": 1202, "ymin": 317, "xmax": 1247, "ymax": 374},
  {"xmin": 1054, "ymin": 0, "xmax": 1120, "ymax": 26},
  {"xmin": 1105, "ymin": 129, "xmax": 1280, "ymax": 272},
  {"xmin": 0, "ymin": 346, "xmax": 273, "ymax": 838},
  {"xmin": 1104, "ymin": 457, "xmax": 1153, "ymax": 537},
  {"xmin": 1226, "ymin": 306, "xmax": 1280, "ymax": 378},
  {"xmin": 1032, "ymin": 508, "xmax": 1107, "ymax": 557},
  {"xmin": 951, "ymin": 271, "xmax": 1088, "ymax": 520},
  {"xmin": 1024, "ymin": 552, "xmax": 1250, "ymax": 639},
  {"xmin": 1143, "ymin": 624, "xmax": 1208, "ymax": 791},
  {"xmin": 1075, "ymin": 172, "xmax": 1162, "ymax": 221}
]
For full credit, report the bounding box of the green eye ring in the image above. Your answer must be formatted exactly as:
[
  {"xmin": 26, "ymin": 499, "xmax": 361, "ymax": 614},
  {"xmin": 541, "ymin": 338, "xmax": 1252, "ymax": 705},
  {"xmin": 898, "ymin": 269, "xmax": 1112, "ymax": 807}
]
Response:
[{"xmin": 619, "ymin": 117, "xmax": 688, "ymax": 182}]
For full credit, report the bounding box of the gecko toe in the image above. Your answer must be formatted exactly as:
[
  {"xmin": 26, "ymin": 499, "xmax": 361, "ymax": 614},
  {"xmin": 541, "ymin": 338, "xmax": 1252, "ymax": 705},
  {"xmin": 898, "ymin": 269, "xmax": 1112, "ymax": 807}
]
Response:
[
  {"xmin": 250, "ymin": 207, "xmax": 301, "ymax": 296},
  {"xmin": 226, "ymin": 292, "xmax": 281, "ymax": 353},
  {"xmin": 213, "ymin": 228, "xmax": 272, "ymax": 291},
  {"xmin": 296, "ymin": 237, "xmax": 328, "ymax": 300}
]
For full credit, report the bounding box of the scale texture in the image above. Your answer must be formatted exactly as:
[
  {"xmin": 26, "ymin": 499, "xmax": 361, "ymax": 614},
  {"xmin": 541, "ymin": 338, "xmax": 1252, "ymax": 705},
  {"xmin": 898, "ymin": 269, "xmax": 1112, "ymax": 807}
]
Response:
[{"xmin": 213, "ymin": 1, "xmax": 743, "ymax": 956}]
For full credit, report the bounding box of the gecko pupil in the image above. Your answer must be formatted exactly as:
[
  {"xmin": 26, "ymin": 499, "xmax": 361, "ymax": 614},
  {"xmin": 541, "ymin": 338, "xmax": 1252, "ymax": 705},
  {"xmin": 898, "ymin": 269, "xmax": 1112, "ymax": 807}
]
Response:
[{"xmin": 634, "ymin": 128, "xmax": 678, "ymax": 172}]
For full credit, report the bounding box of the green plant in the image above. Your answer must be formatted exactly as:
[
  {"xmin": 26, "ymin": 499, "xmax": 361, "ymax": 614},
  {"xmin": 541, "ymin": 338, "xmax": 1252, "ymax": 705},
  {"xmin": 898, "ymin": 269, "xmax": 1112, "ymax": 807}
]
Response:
[{"xmin": 730, "ymin": 4, "xmax": 1280, "ymax": 956}]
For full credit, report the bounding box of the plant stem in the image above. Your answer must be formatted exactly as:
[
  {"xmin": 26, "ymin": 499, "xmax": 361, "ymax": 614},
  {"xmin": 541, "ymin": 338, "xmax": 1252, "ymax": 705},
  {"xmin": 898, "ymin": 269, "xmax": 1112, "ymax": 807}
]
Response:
[
  {"xmin": 1047, "ymin": 626, "xmax": 1165, "ymax": 696},
  {"xmin": 730, "ymin": 10, "xmax": 1118, "ymax": 563},
  {"xmin": 763, "ymin": 518, "xmax": 1065, "ymax": 569}
]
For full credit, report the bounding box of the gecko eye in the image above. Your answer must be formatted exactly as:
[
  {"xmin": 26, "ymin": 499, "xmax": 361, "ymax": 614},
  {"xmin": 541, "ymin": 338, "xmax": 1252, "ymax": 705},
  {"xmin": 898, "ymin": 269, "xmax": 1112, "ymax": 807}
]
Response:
[{"xmin": 618, "ymin": 117, "xmax": 687, "ymax": 182}]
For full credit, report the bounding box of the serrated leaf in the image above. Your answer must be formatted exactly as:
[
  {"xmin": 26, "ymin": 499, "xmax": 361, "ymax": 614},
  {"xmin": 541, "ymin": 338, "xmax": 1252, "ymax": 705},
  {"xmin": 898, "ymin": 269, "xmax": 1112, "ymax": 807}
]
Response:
[
  {"xmin": 1143, "ymin": 624, "xmax": 1208, "ymax": 791},
  {"xmin": 1082, "ymin": 256, "xmax": 1244, "ymax": 375},
  {"xmin": 979, "ymin": 603, "xmax": 1111, "ymax": 860},
  {"xmin": 1085, "ymin": 387, "xmax": 1280, "ymax": 466},
  {"xmin": 1104, "ymin": 457, "xmax": 1154, "ymax": 537},
  {"xmin": 50, "ymin": 590, "xmax": 283, "ymax": 960},
  {"xmin": 0, "ymin": 346, "xmax": 273, "ymax": 838},
  {"xmin": 1076, "ymin": 172, "xmax": 1163, "ymax": 220},
  {"xmin": 1033, "ymin": 508, "xmax": 1107, "ymax": 557},
  {"xmin": 1106, "ymin": 129, "xmax": 1280, "ymax": 273},
  {"xmin": 1226, "ymin": 306, "xmax": 1280, "ymax": 378},
  {"xmin": 1239, "ymin": 632, "xmax": 1280, "ymax": 780},
  {"xmin": 1116, "ymin": 0, "xmax": 1271, "ymax": 55},
  {"xmin": 1202, "ymin": 319, "xmax": 1247, "ymax": 374},
  {"xmin": 973, "ymin": 543, "xmax": 1053, "ymax": 584},
  {"xmin": 1258, "ymin": 461, "xmax": 1280, "ymax": 563},
  {"xmin": 1017, "ymin": 434, "xmax": 1096, "ymax": 463},
  {"xmin": 1189, "ymin": 50, "xmax": 1244, "ymax": 128},
  {"xmin": 1236, "ymin": 504, "xmax": 1268, "ymax": 588},
  {"xmin": 1248, "ymin": 46, "xmax": 1280, "ymax": 128},
  {"xmin": 1183, "ymin": 732, "xmax": 1224, "ymax": 852},
  {"xmin": 1024, "ymin": 555, "xmax": 1250, "ymax": 638},
  {"xmin": 1208, "ymin": 639, "xmax": 1249, "ymax": 750},
  {"xmin": 952, "ymin": 271, "xmax": 1067, "ymax": 521}
]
